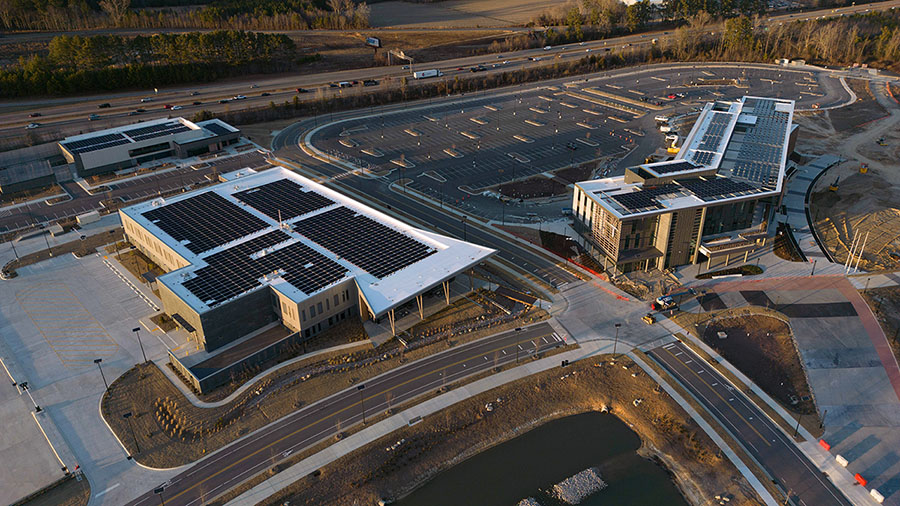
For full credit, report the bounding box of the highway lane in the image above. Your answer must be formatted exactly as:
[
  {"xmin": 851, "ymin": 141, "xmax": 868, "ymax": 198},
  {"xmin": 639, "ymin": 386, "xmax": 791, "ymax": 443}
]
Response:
[
  {"xmin": 126, "ymin": 322, "xmax": 565, "ymax": 506},
  {"xmin": 5, "ymin": 0, "xmax": 899, "ymax": 133},
  {"xmin": 648, "ymin": 340, "xmax": 851, "ymax": 506}
]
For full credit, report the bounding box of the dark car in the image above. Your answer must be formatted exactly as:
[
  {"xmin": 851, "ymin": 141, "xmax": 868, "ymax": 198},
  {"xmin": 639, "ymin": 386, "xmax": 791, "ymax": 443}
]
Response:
[
  {"xmin": 29, "ymin": 112, "xmax": 42, "ymax": 117},
  {"xmin": 296, "ymin": 87, "xmax": 309, "ymax": 93},
  {"xmin": 261, "ymin": 92, "xmax": 271, "ymax": 96},
  {"xmin": 128, "ymin": 111, "xmax": 139, "ymax": 116},
  {"xmin": 329, "ymin": 83, "xmax": 339, "ymax": 88},
  {"xmin": 219, "ymin": 99, "xmax": 230, "ymax": 104},
  {"xmin": 192, "ymin": 101, "xmax": 202, "ymax": 105},
  {"xmin": 135, "ymin": 108, "xmax": 146, "ymax": 113},
  {"xmin": 98, "ymin": 103, "xmax": 111, "ymax": 108},
  {"xmin": 190, "ymin": 91, "xmax": 200, "ymax": 96},
  {"xmin": 363, "ymin": 79, "xmax": 378, "ymax": 86}
]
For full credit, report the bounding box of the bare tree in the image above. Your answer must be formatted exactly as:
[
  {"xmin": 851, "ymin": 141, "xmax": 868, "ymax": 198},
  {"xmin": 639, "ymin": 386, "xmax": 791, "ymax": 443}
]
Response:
[{"xmin": 100, "ymin": 0, "xmax": 130, "ymax": 27}]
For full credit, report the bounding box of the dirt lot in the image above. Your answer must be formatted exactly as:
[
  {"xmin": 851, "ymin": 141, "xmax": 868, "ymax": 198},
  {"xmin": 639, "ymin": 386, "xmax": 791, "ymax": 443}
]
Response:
[
  {"xmin": 696, "ymin": 313, "xmax": 815, "ymax": 415},
  {"xmin": 260, "ymin": 355, "xmax": 763, "ymax": 506},
  {"xmin": 0, "ymin": 184, "xmax": 63, "ymax": 206},
  {"xmin": 860, "ymin": 286, "xmax": 900, "ymax": 365},
  {"xmin": 773, "ymin": 223, "xmax": 805, "ymax": 262},
  {"xmin": 102, "ymin": 294, "xmax": 547, "ymax": 468},
  {"xmin": 796, "ymin": 77, "xmax": 900, "ymax": 271},
  {"xmin": 4, "ymin": 227, "xmax": 123, "ymax": 276},
  {"xmin": 13, "ymin": 474, "xmax": 89, "ymax": 506},
  {"xmin": 369, "ymin": 0, "xmax": 556, "ymax": 28}
]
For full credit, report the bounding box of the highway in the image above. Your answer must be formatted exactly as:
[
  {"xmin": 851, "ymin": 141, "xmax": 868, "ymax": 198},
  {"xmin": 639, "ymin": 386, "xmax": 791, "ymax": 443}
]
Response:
[
  {"xmin": 126, "ymin": 322, "xmax": 565, "ymax": 506},
  {"xmin": 4, "ymin": 0, "xmax": 899, "ymax": 136},
  {"xmin": 648, "ymin": 340, "xmax": 851, "ymax": 506}
]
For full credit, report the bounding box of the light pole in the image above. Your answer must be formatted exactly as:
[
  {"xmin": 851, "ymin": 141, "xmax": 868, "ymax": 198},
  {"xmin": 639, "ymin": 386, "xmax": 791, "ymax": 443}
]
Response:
[
  {"xmin": 133, "ymin": 327, "xmax": 147, "ymax": 363},
  {"xmin": 461, "ymin": 216, "xmax": 468, "ymax": 242},
  {"xmin": 19, "ymin": 382, "xmax": 41, "ymax": 412},
  {"xmin": 9, "ymin": 239, "xmax": 18, "ymax": 261},
  {"xmin": 123, "ymin": 412, "xmax": 140, "ymax": 455},
  {"xmin": 793, "ymin": 413, "xmax": 803, "ymax": 438},
  {"xmin": 613, "ymin": 323, "xmax": 622, "ymax": 358},
  {"xmin": 94, "ymin": 358, "xmax": 109, "ymax": 391},
  {"xmin": 810, "ymin": 259, "xmax": 817, "ymax": 276},
  {"xmin": 154, "ymin": 487, "xmax": 166, "ymax": 506},
  {"xmin": 357, "ymin": 384, "xmax": 367, "ymax": 424}
]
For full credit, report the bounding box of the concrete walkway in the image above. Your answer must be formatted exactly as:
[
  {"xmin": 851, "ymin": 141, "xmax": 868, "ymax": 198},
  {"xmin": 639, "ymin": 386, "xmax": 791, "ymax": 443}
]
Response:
[{"xmin": 226, "ymin": 338, "xmax": 778, "ymax": 506}]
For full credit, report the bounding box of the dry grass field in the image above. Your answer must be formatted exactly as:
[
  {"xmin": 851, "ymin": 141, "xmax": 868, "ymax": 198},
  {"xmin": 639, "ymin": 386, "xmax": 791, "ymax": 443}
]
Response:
[{"xmin": 369, "ymin": 0, "xmax": 562, "ymax": 28}]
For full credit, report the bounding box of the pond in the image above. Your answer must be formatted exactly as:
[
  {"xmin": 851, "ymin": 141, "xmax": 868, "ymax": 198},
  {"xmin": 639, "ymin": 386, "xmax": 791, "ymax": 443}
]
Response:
[{"xmin": 397, "ymin": 411, "xmax": 689, "ymax": 506}]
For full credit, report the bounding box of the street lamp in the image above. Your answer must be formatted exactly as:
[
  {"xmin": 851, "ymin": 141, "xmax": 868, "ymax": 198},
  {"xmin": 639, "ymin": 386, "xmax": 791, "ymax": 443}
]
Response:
[
  {"xmin": 357, "ymin": 384, "xmax": 367, "ymax": 424},
  {"xmin": 613, "ymin": 323, "xmax": 622, "ymax": 358},
  {"xmin": 123, "ymin": 412, "xmax": 140, "ymax": 455},
  {"xmin": 154, "ymin": 487, "xmax": 166, "ymax": 506},
  {"xmin": 19, "ymin": 381, "xmax": 41, "ymax": 413},
  {"xmin": 133, "ymin": 327, "xmax": 147, "ymax": 363},
  {"xmin": 461, "ymin": 216, "xmax": 468, "ymax": 242},
  {"xmin": 94, "ymin": 358, "xmax": 109, "ymax": 391}
]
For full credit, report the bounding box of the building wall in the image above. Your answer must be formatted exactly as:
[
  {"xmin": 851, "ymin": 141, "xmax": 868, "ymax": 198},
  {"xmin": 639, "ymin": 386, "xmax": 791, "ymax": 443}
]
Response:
[
  {"xmin": 287, "ymin": 280, "xmax": 359, "ymax": 340},
  {"xmin": 701, "ymin": 200, "xmax": 757, "ymax": 236},
  {"xmin": 199, "ymin": 287, "xmax": 277, "ymax": 351},
  {"xmin": 120, "ymin": 211, "xmax": 190, "ymax": 272},
  {"xmin": 662, "ymin": 208, "xmax": 702, "ymax": 268}
]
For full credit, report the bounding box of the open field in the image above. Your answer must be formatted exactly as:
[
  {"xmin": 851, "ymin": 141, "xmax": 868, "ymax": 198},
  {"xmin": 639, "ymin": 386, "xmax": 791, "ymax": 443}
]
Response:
[
  {"xmin": 369, "ymin": 0, "xmax": 556, "ymax": 28},
  {"xmin": 259, "ymin": 356, "xmax": 763, "ymax": 506},
  {"xmin": 13, "ymin": 474, "xmax": 90, "ymax": 506}
]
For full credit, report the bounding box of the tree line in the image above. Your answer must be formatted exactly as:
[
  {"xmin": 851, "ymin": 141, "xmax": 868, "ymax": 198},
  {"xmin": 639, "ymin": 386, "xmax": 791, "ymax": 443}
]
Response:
[
  {"xmin": 0, "ymin": 31, "xmax": 313, "ymax": 98},
  {"xmin": 0, "ymin": 0, "xmax": 368, "ymax": 31}
]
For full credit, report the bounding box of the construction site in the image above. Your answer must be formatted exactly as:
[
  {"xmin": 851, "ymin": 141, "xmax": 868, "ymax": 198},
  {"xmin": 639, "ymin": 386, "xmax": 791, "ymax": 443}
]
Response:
[{"xmin": 801, "ymin": 79, "xmax": 900, "ymax": 271}]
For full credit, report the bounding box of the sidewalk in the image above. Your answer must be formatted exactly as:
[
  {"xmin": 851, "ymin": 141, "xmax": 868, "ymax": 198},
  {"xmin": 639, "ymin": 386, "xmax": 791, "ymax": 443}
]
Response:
[{"xmin": 225, "ymin": 337, "xmax": 778, "ymax": 506}]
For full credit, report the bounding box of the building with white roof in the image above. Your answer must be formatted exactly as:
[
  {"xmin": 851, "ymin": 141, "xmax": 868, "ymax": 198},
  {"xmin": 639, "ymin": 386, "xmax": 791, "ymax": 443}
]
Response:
[
  {"xmin": 572, "ymin": 96, "xmax": 798, "ymax": 273},
  {"xmin": 60, "ymin": 117, "xmax": 240, "ymax": 177},
  {"xmin": 120, "ymin": 167, "xmax": 495, "ymax": 359}
]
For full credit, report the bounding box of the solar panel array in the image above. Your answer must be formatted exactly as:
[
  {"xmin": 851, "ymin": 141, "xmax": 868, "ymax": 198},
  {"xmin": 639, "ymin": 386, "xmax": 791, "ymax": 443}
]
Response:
[
  {"xmin": 143, "ymin": 192, "xmax": 268, "ymax": 254},
  {"xmin": 728, "ymin": 98, "xmax": 789, "ymax": 188},
  {"xmin": 697, "ymin": 112, "xmax": 731, "ymax": 151},
  {"xmin": 294, "ymin": 206, "xmax": 436, "ymax": 278},
  {"xmin": 648, "ymin": 161, "xmax": 699, "ymax": 175},
  {"xmin": 234, "ymin": 179, "xmax": 334, "ymax": 221},
  {"xmin": 61, "ymin": 133, "xmax": 130, "ymax": 155},
  {"xmin": 610, "ymin": 184, "xmax": 684, "ymax": 213},
  {"xmin": 678, "ymin": 177, "xmax": 760, "ymax": 201},
  {"xmin": 203, "ymin": 122, "xmax": 234, "ymax": 137},
  {"xmin": 182, "ymin": 230, "xmax": 349, "ymax": 306},
  {"xmin": 123, "ymin": 121, "xmax": 192, "ymax": 142},
  {"xmin": 691, "ymin": 151, "xmax": 716, "ymax": 166}
]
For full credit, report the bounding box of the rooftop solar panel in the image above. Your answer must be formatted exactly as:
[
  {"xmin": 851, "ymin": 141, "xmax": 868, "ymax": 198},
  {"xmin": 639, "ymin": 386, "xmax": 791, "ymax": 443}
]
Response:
[
  {"xmin": 610, "ymin": 184, "xmax": 683, "ymax": 213},
  {"xmin": 294, "ymin": 206, "xmax": 436, "ymax": 278},
  {"xmin": 647, "ymin": 161, "xmax": 699, "ymax": 175},
  {"xmin": 123, "ymin": 121, "xmax": 191, "ymax": 142},
  {"xmin": 143, "ymin": 192, "xmax": 268, "ymax": 254},
  {"xmin": 678, "ymin": 177, "xmax": 759, "ymax": 201},
  {"xmin": 234, "ymin": 179, "xmax": 334, "ymax": 221},
  {"xmin": 203, "ymin": 122, "xmax": 233, "ymax": 136}
]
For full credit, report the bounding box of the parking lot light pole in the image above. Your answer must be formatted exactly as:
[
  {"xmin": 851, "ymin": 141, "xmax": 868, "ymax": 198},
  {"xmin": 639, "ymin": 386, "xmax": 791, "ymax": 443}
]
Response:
[
  {"xmin": 19, "ymin": 382, "xmax": 41, "ymax": 413},
  {"xmin": 154, "ymin": 487, "xmax": 166, "ymax": 506},
  {"xmin": 123, "ymin": 412, "xmax": 140, "ymax": 454},
  {"xmin": 357, "ymin": 384, "xmax": 367, "ymax": 424},
  {"xmin": 94, "ymin": 358, "xmax": 109, "ymax": 391},
  {"xmin": 613, "ymin": 323, "xmax": 622, "ymax": 358},
  {"xmin": 133, "ymin": 327, "xmax": 147, "ymax": 363},
  {"xmin": 461, "ymin": 216, "xmax": 468, "ymax": 242}
]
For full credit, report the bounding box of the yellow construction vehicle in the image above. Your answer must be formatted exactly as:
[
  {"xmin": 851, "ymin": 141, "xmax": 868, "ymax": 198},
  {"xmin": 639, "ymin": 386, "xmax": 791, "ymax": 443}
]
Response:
[
  {"xmin": 642, "ymin": 313, "xmax": 656, "ymax": 325},
  {"xmin": 860, "ymin": 162, "xmax": 868, "ymax": 174},
  {"xmin": 829, "ymin": 176, "xmax": 840, "ymax": 192}
]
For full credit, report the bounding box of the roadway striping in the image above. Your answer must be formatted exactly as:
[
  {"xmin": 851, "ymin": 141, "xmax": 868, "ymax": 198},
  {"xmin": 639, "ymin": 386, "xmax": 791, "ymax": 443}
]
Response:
[{"xmin": 150, "ymin": 326, "xmax": 559, "ymax": 504}]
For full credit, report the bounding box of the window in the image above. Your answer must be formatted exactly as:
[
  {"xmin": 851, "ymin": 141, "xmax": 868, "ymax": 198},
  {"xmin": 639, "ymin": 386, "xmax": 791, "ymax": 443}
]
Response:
[
  {"xmin": 310, "ymin": 305, "xmax": 316, "ymax": 318},
  {"xmin": 328, "ymin": 317, "xmax": 333, "ymax": 325},
  {"xmin": 302, "ymin": 309, "xmax": 306, "ymax": 322},
  {"xmin": 334, "ymin": 295, "xmax": 339, "ymax": 307},
  {"xmin": 317, "ymin": 302, "xmax": 323, "ymax": 314},
  {"xmin": 326, "ymin": 298, "xmax": 330, "ymax": 310},
  {"xmin": 305, "ymin": 329, "xmax": 310, "ymax": 338}
]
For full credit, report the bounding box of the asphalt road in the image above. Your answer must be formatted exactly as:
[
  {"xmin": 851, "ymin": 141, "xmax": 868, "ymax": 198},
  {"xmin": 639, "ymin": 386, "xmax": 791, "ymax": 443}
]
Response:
[
  {"xmin": 5, "ymin": 0, "xmax": 898, "ymax": 135},
  {"xmin": 648, "ymin": 340, "xmax": 851, "ymax": 506},
  {"xmin": 126, "ymin": 322, "xmax": 564, "ymax": 506}
]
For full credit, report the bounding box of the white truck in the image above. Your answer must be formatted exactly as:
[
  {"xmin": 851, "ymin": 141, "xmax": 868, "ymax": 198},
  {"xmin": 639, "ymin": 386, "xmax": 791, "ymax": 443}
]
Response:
[{"xmin": 413, "ymin": 69, "xmax": 443, "ymax": 79}]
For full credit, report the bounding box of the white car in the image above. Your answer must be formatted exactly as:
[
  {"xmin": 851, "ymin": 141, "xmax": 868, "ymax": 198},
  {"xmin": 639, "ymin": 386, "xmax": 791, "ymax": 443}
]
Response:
[
  {"xmin": 249, "ymin": 84, "xmax": 258, "ymax": 88},
  {"xmin": 25, "ymin": 122, "xmax": 40, "ymax": 129},
  {"xmin": 171, "ymin": 105, "xmax": 183, "ymax": 110},
  {"xmin": 586, "ymin": 48, "xmax": 591, "ymax": 52},
  {"xmin": 543, "ymin": 45, "xmax": 552, "ymax": 50},
  {"xmin": 233, "ymin": 95, "xmax": 247, "ymax": 100},
  {"xmin": 503, "ymin": 60, "xmax": 510, "ymax": 64},
  {"xmin": 141, "ymin": 97, "xmax": 153, "ymax": 103}
]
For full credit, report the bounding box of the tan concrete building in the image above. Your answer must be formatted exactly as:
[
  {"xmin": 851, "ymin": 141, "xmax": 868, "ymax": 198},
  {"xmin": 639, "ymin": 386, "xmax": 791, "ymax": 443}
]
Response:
[{"xmin": 573, "ymin": 96, "xmax": 797, "ymax": 273}]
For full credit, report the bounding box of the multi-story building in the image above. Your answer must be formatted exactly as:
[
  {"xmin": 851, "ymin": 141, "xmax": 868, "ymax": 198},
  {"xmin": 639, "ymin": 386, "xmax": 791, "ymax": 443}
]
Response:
[{"xmin": 572, "ymin": 96, "xmax": 798, "ymax": 273}]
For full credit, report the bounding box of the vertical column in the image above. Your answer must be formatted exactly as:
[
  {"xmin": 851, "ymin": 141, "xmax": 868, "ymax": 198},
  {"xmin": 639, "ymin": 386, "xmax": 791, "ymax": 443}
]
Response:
[
  {"xmin": 443, "ymin": 280, "xmax": 450, "ymax": 306},
  {"xmin": 416, "ymin": 294, "xmax": 424, "ymax": 320},
  {"xmin": 388, "ymin": 309, "xmax": 396, "ymax": 336},
  {"xmin": 692, "ymin": 207, "xmax": 708, "ymax": 264},
  {"xmin": 744, "ymin": 250, "xmax": 749, "ymax": 263}
]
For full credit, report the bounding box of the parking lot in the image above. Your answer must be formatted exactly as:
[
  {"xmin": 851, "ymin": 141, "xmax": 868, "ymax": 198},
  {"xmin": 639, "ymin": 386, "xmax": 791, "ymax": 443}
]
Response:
[{"xmin": 310, "ymin": 64, "xmax": 836, "ymax": 222}]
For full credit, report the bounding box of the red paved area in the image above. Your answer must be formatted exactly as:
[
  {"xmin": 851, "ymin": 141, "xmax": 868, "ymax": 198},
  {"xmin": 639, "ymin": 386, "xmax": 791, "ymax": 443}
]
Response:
[{"xmin": 703, "ymin": 275, "xmax": 900, "ymax": 404}]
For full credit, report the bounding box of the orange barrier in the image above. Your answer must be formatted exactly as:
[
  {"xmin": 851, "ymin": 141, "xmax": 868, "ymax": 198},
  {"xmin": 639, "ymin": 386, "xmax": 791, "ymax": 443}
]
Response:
[
  {"xmin": 819, "ymin": 439, "xmax": 831, "ymax": 451},
  {"xmin": 855, "ymin": 473, "xmax": 868, "ymax": 486}
]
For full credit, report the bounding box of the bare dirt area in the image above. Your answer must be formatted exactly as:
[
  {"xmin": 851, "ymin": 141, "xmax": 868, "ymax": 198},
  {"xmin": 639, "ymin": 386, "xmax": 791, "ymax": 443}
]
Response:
[
  {"xmin": 13, "ymin": 474, "xmax": 90, "ymax": 506},
  {"xmin": 700, "ymin": 314, "xmax": 816, "ymax": 416},
  {"xmin": 809, "ymin": 164, "xmax": 900, "ymax": 270},
  {"xmin": 369, "ymin": 0, "xmax": 554, "ymax": 28},
  {"xmin": 860, "ymin": 286, "xmax": 900, "ymax": 365},
  {"xmin": 495, "ymin": 175, "xmax": 568, "ymax": 198},
  {"xmin": 237, "ymin": 118, "xmax": 299, "ymax": 149},
  {"xmin": 260, "ymin": 356, "xmax": 763, "ymax": 506},
  {"xmin": 826, "ymin": 79, "xmax": 887, "ymax": 131},
  {"xmin": 102, "ymin": 294, "xmax": 547, "ymax": 468}
]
